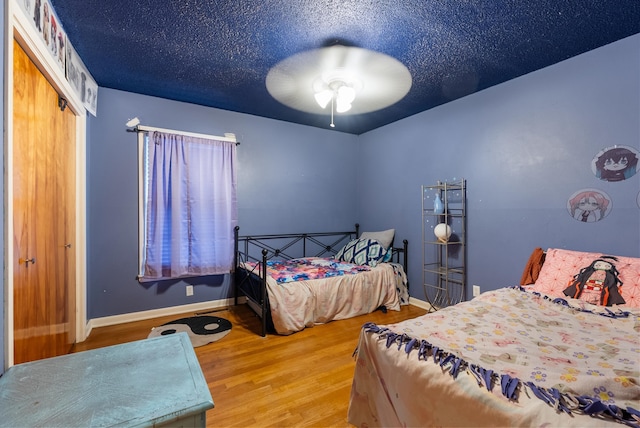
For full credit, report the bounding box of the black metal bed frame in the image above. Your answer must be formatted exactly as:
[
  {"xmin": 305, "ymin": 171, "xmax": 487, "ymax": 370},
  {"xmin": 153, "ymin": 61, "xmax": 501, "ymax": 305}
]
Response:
[{"xmin": 233, "ymin": 224, "xmax": 409, "ymax": 336}]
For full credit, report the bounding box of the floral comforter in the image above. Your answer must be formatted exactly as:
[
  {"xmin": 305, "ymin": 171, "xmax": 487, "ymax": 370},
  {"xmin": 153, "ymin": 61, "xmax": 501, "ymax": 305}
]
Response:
[
  {"xmin": 349, "ymin": 287, "xmax": 640, "ymax": 427},
  {"xmin": 240, "ymin": 257, "xmax": 408, "ymax": 335},
  {"xmin": 244, "ymin": 257, "xmax": 370, "ymax": 283}
]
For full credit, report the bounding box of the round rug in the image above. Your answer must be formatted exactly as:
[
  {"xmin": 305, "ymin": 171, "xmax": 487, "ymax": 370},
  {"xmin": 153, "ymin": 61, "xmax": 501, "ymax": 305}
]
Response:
[{"xmin": 148, "ymin": 315, "xmax": 232, "ymax": 347}]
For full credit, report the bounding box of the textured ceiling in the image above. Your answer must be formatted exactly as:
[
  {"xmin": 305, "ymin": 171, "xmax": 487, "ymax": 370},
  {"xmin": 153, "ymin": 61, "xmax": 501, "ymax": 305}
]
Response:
[{"xmin": 50, "ymin": 0, "xmax": 640, "ymax": 135}]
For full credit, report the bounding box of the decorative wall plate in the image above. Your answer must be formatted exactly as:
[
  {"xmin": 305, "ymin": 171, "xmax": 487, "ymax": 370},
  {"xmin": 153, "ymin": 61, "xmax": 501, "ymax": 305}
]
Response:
[
  {"xmin": 591, "ymin": 145, "xmax": 639, "ymax": 182},
  {"xmin": 566, "ymin": 188, "xmax": 612, "ymax": 223}
]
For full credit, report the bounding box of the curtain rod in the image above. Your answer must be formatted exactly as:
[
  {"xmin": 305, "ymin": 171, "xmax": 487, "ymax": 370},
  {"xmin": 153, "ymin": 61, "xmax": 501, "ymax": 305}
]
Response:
[{"xmin": 127, "ymin": 124, "xmax": 240, "ymax": 145}]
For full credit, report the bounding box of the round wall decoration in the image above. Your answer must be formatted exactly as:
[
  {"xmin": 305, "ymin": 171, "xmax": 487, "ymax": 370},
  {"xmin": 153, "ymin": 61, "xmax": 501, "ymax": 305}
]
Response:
[
  {"xmin": 591, "ymin": 145, "xmax": 639, "ymax": 182},
  {"xmin": 566, "ymin": 188, "xmax": 612, "ymax": 223}
]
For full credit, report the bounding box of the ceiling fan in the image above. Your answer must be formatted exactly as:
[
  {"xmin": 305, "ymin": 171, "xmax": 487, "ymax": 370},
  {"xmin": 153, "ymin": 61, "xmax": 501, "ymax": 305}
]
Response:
[{"xmin": 266, "ymin": 45, "xmax": 412, "ymax": 128}]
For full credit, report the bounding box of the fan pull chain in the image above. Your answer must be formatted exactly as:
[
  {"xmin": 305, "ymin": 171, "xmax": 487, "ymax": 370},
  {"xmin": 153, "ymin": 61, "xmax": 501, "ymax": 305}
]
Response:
[{"xmin": 330, "ymin": 95, "xmax": 335, "ymax": 128}]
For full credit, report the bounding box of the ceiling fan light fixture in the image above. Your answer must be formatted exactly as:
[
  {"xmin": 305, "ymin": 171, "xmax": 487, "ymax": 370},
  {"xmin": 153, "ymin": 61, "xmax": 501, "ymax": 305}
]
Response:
[
  {"xmin": 314, "ymin": 79, "xmax": 358, "ymax": 113},
  {"xmin": 336, "ymin": 84, "xmax": 356, "ymax": 103},
  {"xmin": 314, "ymin": 90, "xmax": 333, "ymax": 109},
  {"xmin": 335, "ymin": 95, "xmax": 353, "ymax": 113},
  {"xmin": 265, "ymin": 45, "xmax": 412, "ymax": 128},
  {"xmin": 338, "ymin": 87, "xmax": 354, "ymax": 112}
]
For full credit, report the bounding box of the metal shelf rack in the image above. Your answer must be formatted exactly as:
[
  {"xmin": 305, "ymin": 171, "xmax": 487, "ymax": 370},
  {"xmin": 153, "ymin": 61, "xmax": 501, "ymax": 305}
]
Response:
[{"xmin": 422, "ymin": 179, "xmax": 467, "ymax": 310}]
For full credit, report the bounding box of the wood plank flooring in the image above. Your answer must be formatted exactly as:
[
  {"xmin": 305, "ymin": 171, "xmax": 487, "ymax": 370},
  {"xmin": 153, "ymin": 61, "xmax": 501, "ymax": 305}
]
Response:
[{"xmin": 73, "ymin": 303, "xmax": 428, "ymax": 427}]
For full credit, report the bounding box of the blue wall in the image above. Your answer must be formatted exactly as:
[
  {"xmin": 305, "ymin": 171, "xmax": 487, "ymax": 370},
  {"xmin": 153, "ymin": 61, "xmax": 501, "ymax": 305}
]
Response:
[
  {"xmin": 358, "ymin": 35, "xmax": 640, "ymax": 301},
  {"xmin": 85, "ymin": 34, "xmax": 638, "ymax": 319},
  {"xmin": 87, "ymin": 91, "xmax": 358, "ymax": 318}
]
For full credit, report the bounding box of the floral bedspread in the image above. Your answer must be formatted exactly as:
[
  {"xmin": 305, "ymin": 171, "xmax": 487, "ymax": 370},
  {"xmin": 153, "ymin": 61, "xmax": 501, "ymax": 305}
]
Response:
[
  {"xmin": 244, "ymin": 257, "xmax": 370, "ymax": 283},
  {"xmin": 362, "ymin": 287, "xmax": 640, "ymax": 426},
  {"xmin": 240, "ymin": 258, "xmax": 407, "ymax": 335}
]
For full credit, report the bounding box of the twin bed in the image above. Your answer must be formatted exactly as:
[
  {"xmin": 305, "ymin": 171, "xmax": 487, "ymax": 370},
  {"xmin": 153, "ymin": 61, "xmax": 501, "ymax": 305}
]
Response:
[
  {"xmin": 233, "ymin": 225, "xmax": 409, "ymax": 336},
  {"xmin": 348, "ymin": 247, "xmax": 640, "ymax": 427}
]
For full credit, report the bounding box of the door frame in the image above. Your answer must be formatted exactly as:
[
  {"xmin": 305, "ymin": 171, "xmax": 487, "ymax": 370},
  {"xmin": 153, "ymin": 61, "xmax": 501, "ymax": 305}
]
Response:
[{"xmin": 4, "ymin": 1, "xmax": 88, "ymax": 368}]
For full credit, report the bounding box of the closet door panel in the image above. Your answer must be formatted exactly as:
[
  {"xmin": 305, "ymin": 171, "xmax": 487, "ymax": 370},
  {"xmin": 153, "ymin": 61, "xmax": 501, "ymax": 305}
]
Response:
[{"xmin": 12, "ymin": 39, "xmax": 76, "ymax": 364}]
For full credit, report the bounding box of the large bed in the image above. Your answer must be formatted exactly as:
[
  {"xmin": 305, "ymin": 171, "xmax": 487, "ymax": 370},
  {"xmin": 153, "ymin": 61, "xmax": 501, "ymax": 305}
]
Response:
[
  {"xmin": 233, "ymin": 225, "xmax": 409, "ymax": 336},
  {"xmin": 348, "ymin": 248, "xmax": 640, "ymax": 427}
]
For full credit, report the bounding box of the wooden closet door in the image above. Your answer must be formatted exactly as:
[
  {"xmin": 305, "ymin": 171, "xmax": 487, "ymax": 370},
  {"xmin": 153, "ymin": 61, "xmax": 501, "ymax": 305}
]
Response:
[{"xmin": 12, "ymin": 39, "xmax": 76, "ymax": 364}]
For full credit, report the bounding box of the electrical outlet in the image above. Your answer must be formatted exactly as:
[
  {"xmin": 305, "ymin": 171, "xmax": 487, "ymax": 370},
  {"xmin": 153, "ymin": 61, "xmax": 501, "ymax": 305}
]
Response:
[
  {"xmin": 186, "ymin": 285, "xmax": 194, "ymax": 296},
  {"xmin": 472, "ymin": 285, "xmax": 480, "ymax": 297}
]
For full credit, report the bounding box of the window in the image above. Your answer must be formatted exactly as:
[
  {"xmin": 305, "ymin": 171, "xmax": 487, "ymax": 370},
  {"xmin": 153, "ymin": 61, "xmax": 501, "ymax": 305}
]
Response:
[{"xmin": 138, "ymin": 130, "xmax": 237, "ymax": 282}]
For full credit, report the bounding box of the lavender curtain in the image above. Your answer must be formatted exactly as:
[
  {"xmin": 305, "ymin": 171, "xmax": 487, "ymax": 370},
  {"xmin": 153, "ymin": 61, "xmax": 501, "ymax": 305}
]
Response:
[{"xmin": 140, "ymin": 131, "xmax": 237, "ymax": 282}]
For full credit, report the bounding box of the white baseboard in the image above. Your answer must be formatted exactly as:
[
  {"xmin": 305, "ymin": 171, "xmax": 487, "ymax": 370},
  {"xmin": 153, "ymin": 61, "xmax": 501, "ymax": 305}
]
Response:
[
  {"xmin": 82, "ymin": 295, "xmax": 422, "ymax": 343},
  {"xmin": 82, "ymin": 297, "xmax": 240, "ymax": 342},
  {"xmin": 409, "ymin": 296, "xmax": 435, "ymax": 311}
]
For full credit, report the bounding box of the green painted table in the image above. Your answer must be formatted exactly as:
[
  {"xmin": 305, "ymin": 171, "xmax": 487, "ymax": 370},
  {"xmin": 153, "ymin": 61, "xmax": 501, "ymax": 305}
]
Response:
[{"xmin": 0, "ymin": 332, "xmax": 214, "ymax": 427}]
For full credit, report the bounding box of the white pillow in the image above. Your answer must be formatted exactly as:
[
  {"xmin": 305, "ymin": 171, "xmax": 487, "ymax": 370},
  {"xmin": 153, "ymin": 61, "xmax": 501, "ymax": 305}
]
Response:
[{"xmin": 359, "ymin": 229, "xmax": 395, "ymax": 249}]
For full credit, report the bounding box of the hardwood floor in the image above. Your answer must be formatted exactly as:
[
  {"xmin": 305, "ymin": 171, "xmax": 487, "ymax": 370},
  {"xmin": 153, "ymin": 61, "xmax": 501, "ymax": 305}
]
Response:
[{"xmin": 73, "ymin": 303, "xmax": 428, "ymax": 427}]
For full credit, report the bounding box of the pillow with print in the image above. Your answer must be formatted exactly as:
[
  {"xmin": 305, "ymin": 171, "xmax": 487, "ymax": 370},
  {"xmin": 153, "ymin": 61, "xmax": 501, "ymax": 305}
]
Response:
[
  {"xmin": 533, "ymin": 248, "xmax": 640, "ymax": 308},
  {"xmin": 335, "ymin": 238, "xmax": 388, "ymax": 267}
]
